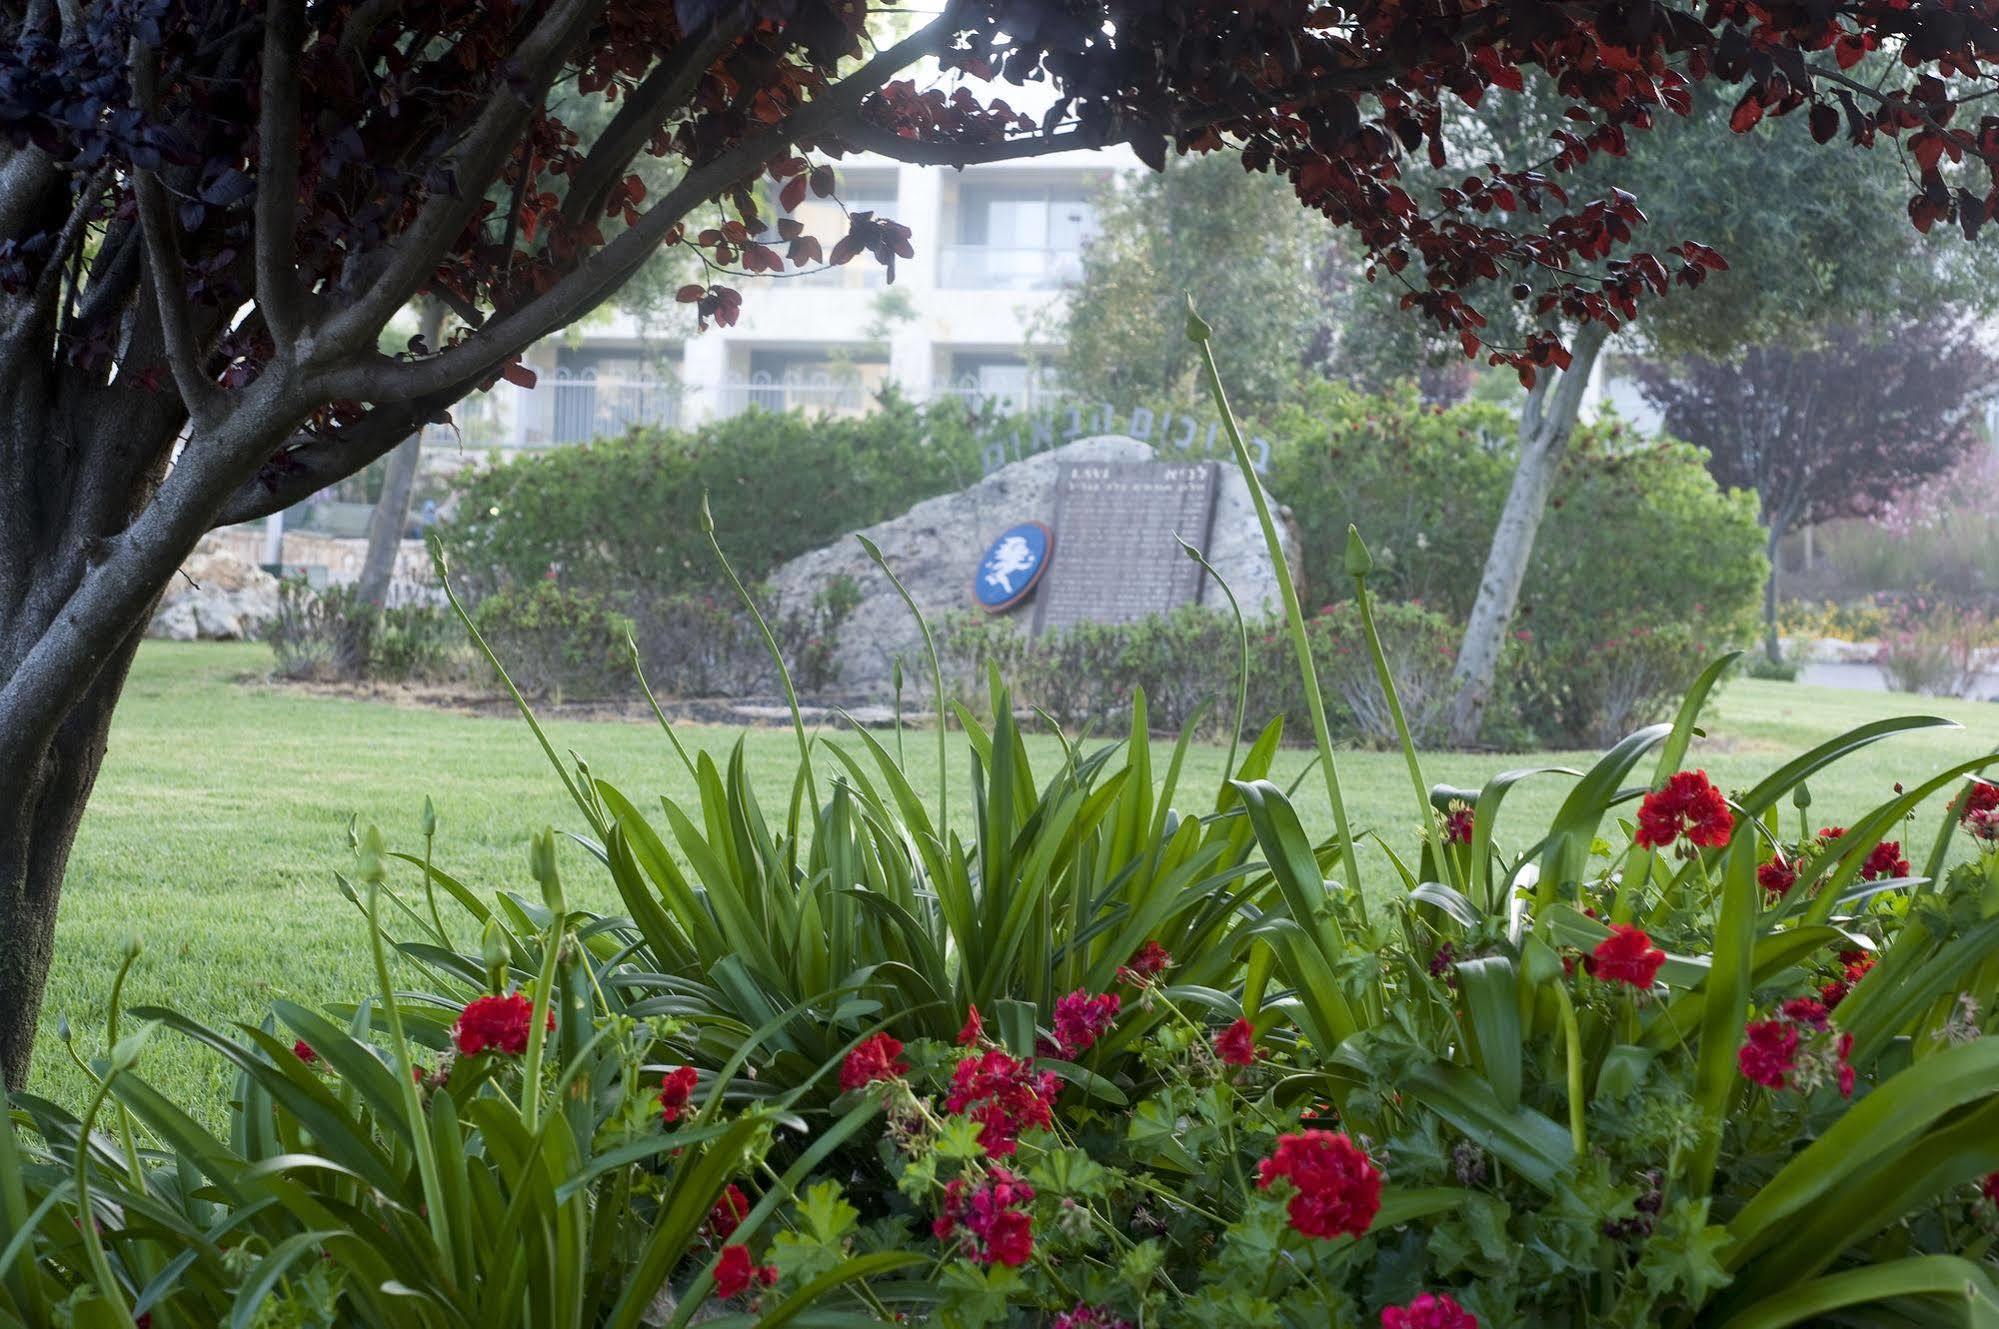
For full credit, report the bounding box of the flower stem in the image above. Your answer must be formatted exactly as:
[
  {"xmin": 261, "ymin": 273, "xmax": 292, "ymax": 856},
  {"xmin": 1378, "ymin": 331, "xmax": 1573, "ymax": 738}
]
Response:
[{"xmin": 1190, "ymin": 307, "xmax": 1366, "ymax": 915}]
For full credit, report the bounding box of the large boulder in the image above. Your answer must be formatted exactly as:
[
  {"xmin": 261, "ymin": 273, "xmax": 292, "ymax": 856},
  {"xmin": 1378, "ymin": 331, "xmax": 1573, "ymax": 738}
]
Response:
[
  {"xmin": 765, "ymin": 435, "xmax": 1297, "ymax": 697},
  {"xmin": 146, "ymin": 535, "xmax": 281, "ymax": 641}
]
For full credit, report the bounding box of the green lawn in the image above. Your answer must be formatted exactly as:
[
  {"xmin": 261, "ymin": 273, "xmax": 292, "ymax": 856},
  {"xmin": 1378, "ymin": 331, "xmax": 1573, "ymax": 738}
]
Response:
[{"xmin": 30, "ymin": 640, "xmax": 1998, "ymax": 1116}]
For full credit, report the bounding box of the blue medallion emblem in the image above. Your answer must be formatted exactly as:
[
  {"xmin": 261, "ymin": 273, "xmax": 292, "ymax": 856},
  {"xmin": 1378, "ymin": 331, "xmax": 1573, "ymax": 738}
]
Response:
[{"xmin": 973, "ymin": 522, "xmax": 1052, "ymax": 612}]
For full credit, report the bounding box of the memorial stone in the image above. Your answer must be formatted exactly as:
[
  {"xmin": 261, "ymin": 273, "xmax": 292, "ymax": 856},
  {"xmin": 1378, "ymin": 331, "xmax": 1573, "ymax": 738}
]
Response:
[{"xmin": 1029, "ymin": 462, "xmax": 1219, "ymax": 634}]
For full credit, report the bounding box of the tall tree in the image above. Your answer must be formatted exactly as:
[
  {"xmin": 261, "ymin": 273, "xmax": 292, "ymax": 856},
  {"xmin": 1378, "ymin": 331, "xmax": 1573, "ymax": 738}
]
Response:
[
  {"xmin": 355, "ymin": 300, "xmax": 446, "ymax": 607},
  {"xmin": 1058, "ymin": 152, "xmax": 1322, "ymax": 414},
  {"xmin": 2, "ymin": 0, "xmax": 1997, "ymax": 1089},
  {"xmin": 1633, "ymin": 318, "xmax": 1995, "ymax": 662},
  {"xmin": 1399, "ymin": 83, "xmax": 1993, "ymax": 743}
]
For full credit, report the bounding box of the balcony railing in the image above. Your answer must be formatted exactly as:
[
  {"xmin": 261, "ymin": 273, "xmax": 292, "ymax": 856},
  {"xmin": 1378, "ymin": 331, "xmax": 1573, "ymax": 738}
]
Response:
[
  {"xmin": 939, "ymin": 245, "xmax": 1084, "ymax": 290},
  {"xmin": 932, "ymin": 375, "xmax": 1070, "ymax": 417},
  {"xmin": 416, "ymin": 369, "xmax": 1062, "ymax": 449}
]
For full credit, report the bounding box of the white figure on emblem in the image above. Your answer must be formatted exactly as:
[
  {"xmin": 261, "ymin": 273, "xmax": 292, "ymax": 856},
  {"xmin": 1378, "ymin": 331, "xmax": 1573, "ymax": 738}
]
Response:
[{"xmin": 983, "ymin": 535, "xmax": 1037, "ymax": 594}]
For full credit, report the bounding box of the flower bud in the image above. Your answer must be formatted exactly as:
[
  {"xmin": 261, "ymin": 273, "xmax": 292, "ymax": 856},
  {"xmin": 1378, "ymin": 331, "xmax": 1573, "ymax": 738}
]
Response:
[
  {"xmin": 1184, "ymin": 296, "xmax": 1212, "ymax": 344},
  {"xmin": 530, "ymin": 827, "xmax": 564, "ymax": 915},
  {"xmin": 482, "ymin": 919, "xmax": 509, "ymax": 991},
  {"xmin": 1344, "ymin": 524, "xmax": 1375, "ymax": 578},
  {"xmin": 419, "ymin": 796, "xmax": 437, "ymax": 839}
]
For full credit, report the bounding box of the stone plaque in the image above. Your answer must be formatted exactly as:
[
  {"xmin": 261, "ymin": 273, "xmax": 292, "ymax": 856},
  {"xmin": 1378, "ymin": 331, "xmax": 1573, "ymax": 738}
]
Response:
[{"xmin": 1030, "ymin": 461, "xmax": 1219, "ymax": 635}]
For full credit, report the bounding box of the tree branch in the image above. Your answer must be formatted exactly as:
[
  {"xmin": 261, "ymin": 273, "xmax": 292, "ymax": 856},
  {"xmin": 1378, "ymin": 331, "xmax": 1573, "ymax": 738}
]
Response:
[
  {"xmin": 312, "ymin": 0, "xmax": 604, "ymax": 360},
  {"xmin": 314, "ymin": 9, "xmax": 957, "ymax": 404},
  {"xmin": 5, "ymin": 165, "xmax": 105, "ymax": 351},
  {"xmin": 833, "ymin": 123, "xmax": 1112, "ymax": 166},
  {"xmin": 256, "ymin": 0, "xmax": 306, "ymax": 353},
  {"xmin": 211, "ymin": 397, "xmax": 447, "ymax": 526},
  {"xmin": 559, "ymin": 15, "xmax": 746, "ymax": 229},
  {"xmin": 128, "ymin": 38, "xmax": 231, "ymax": 426}
]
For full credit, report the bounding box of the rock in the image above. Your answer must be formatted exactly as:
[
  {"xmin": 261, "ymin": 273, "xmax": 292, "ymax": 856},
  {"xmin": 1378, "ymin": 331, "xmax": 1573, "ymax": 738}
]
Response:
[
  {"xmin": 146, "ymin": 534, "xmax": 281, "ymax": 641},
  {"xmin": 764, "ymin": 435, "xmax": 1298, "ymax": 698}
]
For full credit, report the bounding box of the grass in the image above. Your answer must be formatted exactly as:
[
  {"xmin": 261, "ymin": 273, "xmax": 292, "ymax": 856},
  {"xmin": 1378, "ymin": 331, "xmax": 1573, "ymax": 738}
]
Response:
[{"xmin": 30, "ymin": 639, "xmax": 1998, "ymax": 1117}]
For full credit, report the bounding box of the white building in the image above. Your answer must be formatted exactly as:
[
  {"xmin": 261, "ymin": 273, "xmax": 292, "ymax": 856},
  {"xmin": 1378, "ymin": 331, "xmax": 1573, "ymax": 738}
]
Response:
[{"xmin": 440, "ymin": 144, "xmax": 1138, "ymax": 452}]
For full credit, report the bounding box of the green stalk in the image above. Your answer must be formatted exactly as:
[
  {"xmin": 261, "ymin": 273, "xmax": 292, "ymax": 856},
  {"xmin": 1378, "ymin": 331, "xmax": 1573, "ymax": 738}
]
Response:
[
  {"xmin": 858, "ymin": 533, "xmax": 950, "ymax": 832},
  {"xmin": 103, "ymin": 939, "xmax": 147, "ymax": 1187},
  {"xmin": 1174, "ymin": 535, "xmax": 1247, "ymax": 788},
  {"xmin": 522, "ymin": 828, "xmax": 567, "ymax": 1137},
  {"xmin": 702, "ymin": 493, "xmax": 818, "ymax": 823},
  {"xmin": 360, "ymin": 836, "xmax": 450, "ymax": 1256},
  {"xmin": 71, "ymin": 1073, "xmax": 134, "ymax": 1326},
  {"xmin": 1552, "ymin": 982, "xmax": 1588, "ymax": 1156},
  {"xmin": 1346, "ymin": 525, "xmax": 1447, "ymax": 888},
  {"xmin": 627, "ymin": 631, "xmax": 699, "ymax": 782},
  {"xmin": 1189, "ymin": 304, "xmax": 1365, "ymax": 909},
  {"xmin": 430, "ymin": 535, "xmax": 602, "ymax": 835}
]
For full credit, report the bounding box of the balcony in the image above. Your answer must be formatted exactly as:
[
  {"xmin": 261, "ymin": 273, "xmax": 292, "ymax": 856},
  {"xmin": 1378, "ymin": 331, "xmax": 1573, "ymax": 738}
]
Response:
[{"xmin": 939, "ymin": 245, "xmax": 1084, "ymax": 290}]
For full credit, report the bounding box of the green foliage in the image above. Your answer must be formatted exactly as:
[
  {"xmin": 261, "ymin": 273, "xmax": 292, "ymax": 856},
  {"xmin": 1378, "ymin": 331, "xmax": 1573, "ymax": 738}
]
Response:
[
  {"xmin": 1264, "ymin": 382, "xmax": 1767, "ymax": 745},
  {"xmin": 265, "ymin": 581, "xmax": 465, "ymax": 684},
  {"xmin": 1056, "ymin": 154, "xmax": 1322, "ymax": 415},
  {"xmin": 446, "ymin": 394, "xmax": 988, "ymax": 598},
  {"xmin": 945, "ymin": 600, "xmax": 1470, "ymax": 748},
  {"xmin": 470, "ymin": 582, "xmax": 635, "ymax": 701},
  {"xmin": 0, "ymin": 854, "xmax": 883, "ymax": 1329}
]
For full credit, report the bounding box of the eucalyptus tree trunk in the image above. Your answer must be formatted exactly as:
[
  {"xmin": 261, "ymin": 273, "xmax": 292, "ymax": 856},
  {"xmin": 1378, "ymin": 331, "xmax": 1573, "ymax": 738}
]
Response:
[
  {"xmin": 356, "ymin": 302, "xmax": 446, "ymax": 607},
  {"xmin": 1444, "ymin": 322, "xmax": 1609, "ymax": 747}
]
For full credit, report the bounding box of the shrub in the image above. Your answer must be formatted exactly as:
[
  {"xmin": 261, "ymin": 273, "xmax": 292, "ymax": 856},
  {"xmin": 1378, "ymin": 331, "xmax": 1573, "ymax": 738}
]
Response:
[
  {"xmin": 0, "ymin": 830, "xmax": 883, "ymax": 1327},
  {"xmin": 350, "ymin": 544, "xmax": 1999, "ymax": 1327},
  {"xmin": 265, "ymin": 579, "xmax": 464, "ymax": 683},
  {"xmin": 446, "ymin": 392, "xmax": 990, "ymax": 598},
  {"xmin": 1264, "ymin": 382, "xmax": 1767, "ymax": 745},
  {"xmin": 949, "ymin": 601, "xmax": 1494, "ymax": 748},
  {"xmin": 1875, "ymin": 596, "xmax": 1996, "ymax": 697},
  {"xmin": 470, "ymin": 581, "xmax": 635, "ymax": 700}
]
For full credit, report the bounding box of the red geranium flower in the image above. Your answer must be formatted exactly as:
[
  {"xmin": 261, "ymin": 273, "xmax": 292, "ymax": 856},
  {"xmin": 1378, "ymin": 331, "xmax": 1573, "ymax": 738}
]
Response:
[
  {"xmin": 707, "ymin": 1184, "xmax": 749, "ymax": 1242},
  {"xmin": 1737, "ymin": 1019, "xmax": 1800, "ymax": 1090},
  {"xmin": 1052, "ymin": 990, "xmax": 1120, "ymax": 1058},
  {"xmin": 1859, "ymin": 840, "xmax": 1909, "ymax": 881},
  {"xmin": 1780, "ymin": 997, "xmax": 1829, "ymax": 1028},
  {"xmin": 1757, "ymin": 857, "xmax": 1798, "ymax": 898},
  {"xmin": 292, "ymin": 1040, "xmax": 320, "ymax": 1066},
  {"xmin": 1634, "ymin": 770, "xmax": 1734, "ymax": 849},
  {"xmin": 1591, "ymin": 925, "xmax": 1666, "ymax": 990},
  {"xmin": 840, "ymin": 1033, "xmax": 907, "ymax": 1091},
  {"xmin": 1117, "ymin": 940, "xmax": 1173, "ymax": 985},
  {"xmin": 957, "ymin": 1004, "xmax": 985, "ymax": 1046},
  {"xmin": 1963, "ymin": 781, "xmax": 1999, "ymax": 841},
  {"xmin": 1981, "ymin": 1171, "xmax": 1999, "ymax": 1206},
  {"xmin": 1256, "ymin": 1130, "xmax": 1382, "ymax": 1240},
  {"xmin": 1215, "ymin": 1018, "xmax": 1258, "ymax": 1067},
  {"xmin": 452, "ymin": 992, "xmax": 550, "ymax": 1057},
  {"xmin": 1053, "ymin": 1306, "xmax": 1133, "ymax": 1329},
  {"xmin": 712, "ymin": 1243, "xmax": 776, "ymax": 1299},
  {"xmin": 945, "ymin": 1049, "xmax": 1058, "ymax": 1157},
  {"xmin": 1442, "ymin": 806, "xmax": 1475, "ymax": 846},
  {"xmin": 933, "ymin": 1168, "xmax": 1036, "ymax": 1266},
  {"xmin": 1381, "ymin": 1291, "xmax": 1479, "ymax": 1329},
  {"xmin": 1836, "ymin": 1029, "xmax": 1856, "ymax": 1099},
  {"xmin": 659, "ymin": 1066, "xmax": 699, "ymax": 1123}
]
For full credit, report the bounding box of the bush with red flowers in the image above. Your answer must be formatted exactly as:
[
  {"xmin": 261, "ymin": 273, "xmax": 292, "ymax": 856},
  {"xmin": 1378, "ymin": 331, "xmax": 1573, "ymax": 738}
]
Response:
[{"xmin": 451, "ymin": 991, "xmax": 551, "ymax": 1057}]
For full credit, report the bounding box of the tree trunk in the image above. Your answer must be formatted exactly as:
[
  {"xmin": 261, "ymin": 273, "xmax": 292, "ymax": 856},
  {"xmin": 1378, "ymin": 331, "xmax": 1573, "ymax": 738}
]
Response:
[
  {"xmin": 1763, "ymin": 520, "xmax": 1787, "ymax": 665},
  {"xmin": 356, "ymin": 302, "xmax": 444, "ymax": 607},
  {"xmin": 1445, "ymin": 322, "xmax": 1610, "ymax": 747},
  {"xmin": 0, "ymin": 623, "xmax": 146, "ymax": 1093}
]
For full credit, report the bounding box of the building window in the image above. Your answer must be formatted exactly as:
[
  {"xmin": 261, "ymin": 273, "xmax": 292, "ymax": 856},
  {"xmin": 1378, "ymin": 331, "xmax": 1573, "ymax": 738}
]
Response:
[
  {"xmin": 943, "ymin": 182, "xmax": 1099, "ymax": 289},
  {"xmin": 941, "ymin": 353, "xmax": 1063, "ymax": 414},
  {"xmin": 547, "ymin": 348, "xmax": 682, "ymax": 443},
  {"xmin": 724, "ymin": 350, "xmax": 890, "ymax": 418}
]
